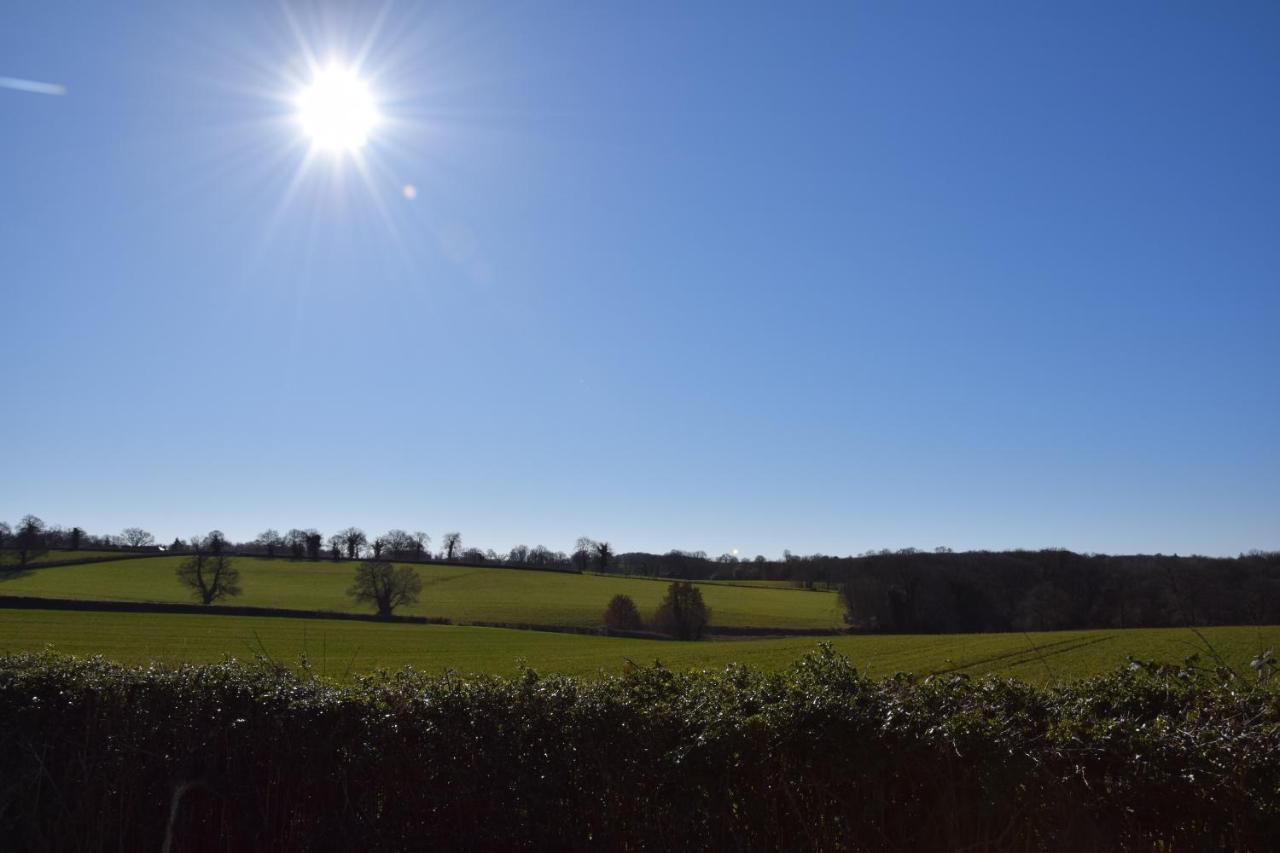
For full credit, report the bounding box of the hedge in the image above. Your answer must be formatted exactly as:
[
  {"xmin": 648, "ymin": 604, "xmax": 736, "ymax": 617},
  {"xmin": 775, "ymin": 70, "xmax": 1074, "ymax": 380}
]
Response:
[{"xmin": 1, "ymin": 647, "xmax": 1276, "ymax": 851}]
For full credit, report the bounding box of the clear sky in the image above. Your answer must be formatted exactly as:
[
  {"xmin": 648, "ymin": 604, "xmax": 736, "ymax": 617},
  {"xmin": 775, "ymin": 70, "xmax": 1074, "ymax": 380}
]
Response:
[{"xmin": 2, "ymin": 2, "xmax": 1277, "ymax": 557}]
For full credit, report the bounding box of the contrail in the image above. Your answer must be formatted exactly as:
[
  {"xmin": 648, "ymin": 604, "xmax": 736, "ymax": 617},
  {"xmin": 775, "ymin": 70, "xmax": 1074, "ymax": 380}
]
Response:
[{"xmin": 0, "ymin": 76, "xmax": 67, "ymax": 96}]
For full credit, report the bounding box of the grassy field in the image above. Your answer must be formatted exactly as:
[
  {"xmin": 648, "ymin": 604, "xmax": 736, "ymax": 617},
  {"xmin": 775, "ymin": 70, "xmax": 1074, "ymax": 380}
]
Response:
[
  {"xmin": 2, "ymin": 608, "xmax": 1275, "ymax": 683},
  {"xmin": 0, "ymin": 556, "xmax": 844, "ymax": 629}
]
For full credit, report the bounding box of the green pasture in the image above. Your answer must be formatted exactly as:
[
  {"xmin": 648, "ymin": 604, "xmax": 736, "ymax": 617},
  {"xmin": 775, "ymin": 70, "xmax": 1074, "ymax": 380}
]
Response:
[
  {"xmin": 2, "ymin": 609, "xmax": 1274, "ymax": 683},
  {"xmin": 0, "ymin": 556, "xmax": 844, "ymax": 629}
]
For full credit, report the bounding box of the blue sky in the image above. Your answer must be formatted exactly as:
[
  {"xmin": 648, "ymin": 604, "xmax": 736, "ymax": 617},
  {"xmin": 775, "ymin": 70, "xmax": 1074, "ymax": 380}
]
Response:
[{"xmin": 2, "ymin": 2, "xmax": 1277, "ymax": 557}]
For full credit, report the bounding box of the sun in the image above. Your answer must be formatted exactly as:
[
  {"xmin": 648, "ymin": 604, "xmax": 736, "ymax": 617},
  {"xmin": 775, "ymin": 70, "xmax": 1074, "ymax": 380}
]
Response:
[{"xmin": 295, "ymin": 65, "xmax": 379, "ymax": 152}]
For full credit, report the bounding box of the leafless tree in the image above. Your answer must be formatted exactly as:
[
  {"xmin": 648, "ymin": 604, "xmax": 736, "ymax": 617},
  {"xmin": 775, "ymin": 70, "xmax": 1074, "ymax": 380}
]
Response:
[
  {"xmin": 412, "ymin": 531, "xmax": 431, "ymax": 560},
  {"xmin": 442, "ymin": 532, "xmax": 462, "ymax": 561},
  {"xmin": 382, "ymin": 529, "xmax": 415, "ymax": 560},
  {"xmin": 573, "ymin": 537, "xmax": 596, "ymax": 572},
  {"xmin": 285, "ymin": 529, "xmax": 307, "ymax": 559},
  {"xmin": 15, "ymin": 515, "xmax": 47, "ymax": 567},
  {"xmin": 120, "ymin": 527, "xmax": 155, "ymax": 549},
  {"xmin": 339, "ymin": 527, "xmax": 367, "ymax": 560},
  {"xmin": 255, "ymin": 529, "xmax": 283, "ymax": 558},
  {"xmin": 176, "ymin": 533, "xmax": 241, "ymax": 605},
  {"xmin": 347, "ymin": 560, "xmax": 422, "ymax": 618},
  {"xmin": 327, "ymin": 533, "xmax": 345, "ymax": 561},
  {"xmin": 45, "ymin": 526, "xmax": 68, "ymax": 548}
]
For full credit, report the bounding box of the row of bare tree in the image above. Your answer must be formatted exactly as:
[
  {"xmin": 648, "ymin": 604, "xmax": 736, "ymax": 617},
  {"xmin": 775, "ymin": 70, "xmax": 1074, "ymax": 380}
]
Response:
[{"xmin": 0, "ymin": 516, "xmax": 615, "ymax": 574}]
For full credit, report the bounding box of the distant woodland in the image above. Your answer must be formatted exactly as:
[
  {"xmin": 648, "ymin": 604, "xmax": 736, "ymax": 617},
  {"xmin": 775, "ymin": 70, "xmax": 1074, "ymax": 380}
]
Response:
[{"xmin": 611, "ymin": 548, "xmax": 1280, "ymax": 633}]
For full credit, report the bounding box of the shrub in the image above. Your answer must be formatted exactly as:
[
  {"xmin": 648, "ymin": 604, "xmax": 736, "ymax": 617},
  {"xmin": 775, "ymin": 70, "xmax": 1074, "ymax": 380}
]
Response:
[
  {"xmin": 0, "ymin": 649, "xmax": 1277, "ymax": 851},
  {"xmin": 603, "ymin": 594, "xmax": 642, "ymax": 632},
  {"xmin": 652, "ymin": 580, "xmax": 710, "ymax": 639}
]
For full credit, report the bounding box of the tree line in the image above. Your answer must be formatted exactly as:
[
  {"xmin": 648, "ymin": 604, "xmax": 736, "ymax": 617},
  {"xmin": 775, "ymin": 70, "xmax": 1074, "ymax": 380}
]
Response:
[
  {"xmin": 0, "ymin": 516, "xmax": 613, "ymax": 573},
  {"xmin": 5, "ymin": 514, "xmax": 1278, "ymax": 631}
]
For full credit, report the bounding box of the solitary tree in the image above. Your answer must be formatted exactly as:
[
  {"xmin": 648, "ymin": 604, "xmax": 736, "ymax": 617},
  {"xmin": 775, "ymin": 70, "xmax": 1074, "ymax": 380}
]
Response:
[
  {"xmin": 442, "ymin": 532, "xmax": 462, "ymax": 561},
  {"xmin": 652, "ymin": 581, "xmax": 711, "ymax": 640},
  {"xmin": 177, "ymin": 533, "xmax": 241, "ymax": 605},
  {"xmin": 348, "ymin": 560, "xmax": 423, "ymax": 618},
  {"xmin": 120, "ymin": 527, "xmax": 155, "ymax": 549},
  {"xmin": 412, "ymin": 531, "xmax": 431, "ymax": 560},
  {"xmin": 603, "ymin": 594, "xmax": 642, "ymax": 632}
]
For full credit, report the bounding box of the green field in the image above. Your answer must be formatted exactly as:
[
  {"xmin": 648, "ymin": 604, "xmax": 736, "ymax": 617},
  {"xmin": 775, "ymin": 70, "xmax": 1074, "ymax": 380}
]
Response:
[
  {"xmin": 2, "ymin": 608, "xmax": 1274, "ymax": 683},
  {"xmin": 0, "ymin": 556, "xmax": 843, "ymax": 629}
]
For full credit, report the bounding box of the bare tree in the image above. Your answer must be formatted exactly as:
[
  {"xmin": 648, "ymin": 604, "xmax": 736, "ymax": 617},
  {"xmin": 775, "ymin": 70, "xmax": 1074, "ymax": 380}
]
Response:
[
  {"xmin": 120, "ymin": 527, "xmax": 155, "ymax": 549},
  {"xmin": 371, "ymin": 538, "xmax": 385, "ymax": 559},
  {"xmin": 45, "ymin": 525, "xmax": 68, "ymax": 549},
  {"xmin": 573, "ymin": 537, "xmax": 597, "ymax": 572},
  {"xmin": 507, "ymin": 544, "xmax": 529, "ymax": 564},
  {"xmin": 412, "ymin": 531, "xmax": 431, "ymax": 560},
  {"xmin": 339, "ymin": 527, "xmax": 367, "ymax": 560},
  {"xmin": 15, "ymin": 515, "xmax": 46, "ymax": 567},
  {"xmin": 0, "ymin": 521, "xmax": 11, "ymax": 552},
  {"xmin": 327, "ymin": 533, "xmax": 345, "ymax": 561},
  {"xmin": 595, "ymin": 541, "xmax": 614, "ymax": 572},
  {"xmin": 442, "ymin": 532, "xmax": 462, "ymax": 561},
  {"xmin": 382, "ymin": 529, "xmax": 415, "ymax": 560},
  {"xmin": 347, "ymin": 560, "xmax": 422, "ymax": 618},
  {"xmin": 176, "ymin": 533, "xmax": 241, "ymax": 605},
  {"xmin": 69, "ymin": 526, "xmax": 84, "ymax": 550},
  {"xmin": 285, "ymin": 529, "xmax": 307, "ymax": 559},
  {"xmin": 255, "ymin": 529, "xmax": 283, "ymax": 558}
]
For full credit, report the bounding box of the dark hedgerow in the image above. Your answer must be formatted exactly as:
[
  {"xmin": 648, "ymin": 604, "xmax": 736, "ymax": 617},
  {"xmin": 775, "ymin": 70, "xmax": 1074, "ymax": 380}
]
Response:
[{"xmin": 0, "ymin": 647, "xmax": 1277, "ymax": 851}]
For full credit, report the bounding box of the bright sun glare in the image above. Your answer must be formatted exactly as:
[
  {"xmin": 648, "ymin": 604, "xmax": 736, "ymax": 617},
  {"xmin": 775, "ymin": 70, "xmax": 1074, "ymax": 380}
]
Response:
[{"xmin": 295, "ymin": 66, "xmax": 379, "ymax": 152}]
